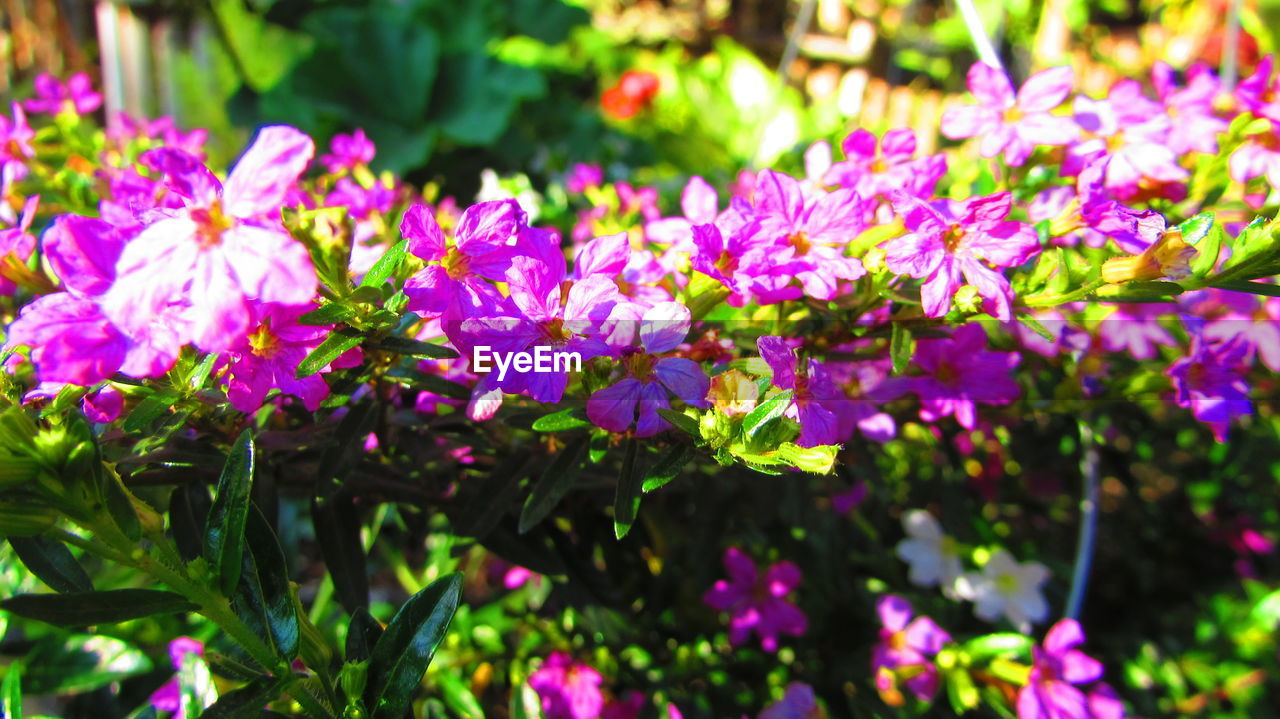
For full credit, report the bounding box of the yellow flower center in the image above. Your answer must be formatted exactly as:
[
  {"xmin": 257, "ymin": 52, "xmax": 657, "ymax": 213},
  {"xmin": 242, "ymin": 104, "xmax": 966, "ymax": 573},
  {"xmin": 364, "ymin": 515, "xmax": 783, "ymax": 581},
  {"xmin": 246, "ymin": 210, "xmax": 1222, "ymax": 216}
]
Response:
[{"xmin": 248, "ymin": 320, "xmax": 281, "ymax": 359}]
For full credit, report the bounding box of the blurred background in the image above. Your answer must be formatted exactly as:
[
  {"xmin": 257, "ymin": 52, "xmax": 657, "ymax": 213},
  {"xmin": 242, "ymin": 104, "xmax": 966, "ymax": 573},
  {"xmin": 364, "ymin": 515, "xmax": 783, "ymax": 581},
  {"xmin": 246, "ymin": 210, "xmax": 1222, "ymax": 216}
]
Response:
[{"xmin": 4, "ymin": 0, "xmax": 1278, "ymax": 200}]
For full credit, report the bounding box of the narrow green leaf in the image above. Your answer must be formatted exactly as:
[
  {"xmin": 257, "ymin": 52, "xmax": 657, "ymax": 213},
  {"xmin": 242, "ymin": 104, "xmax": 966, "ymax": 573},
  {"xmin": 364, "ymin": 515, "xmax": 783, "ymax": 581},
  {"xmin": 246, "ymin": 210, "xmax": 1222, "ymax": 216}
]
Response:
[
  {"xmin": 100, "ymin": 468, "xmax": 142, "ymax": 541},
  {"xmin": 889, "ymin": 322, "xmax": 912, "ymax": 374},
  {"xmin": 205, "ymin": 430, "xmax": 255, "ymax": 595},
  {"xmin": 8, "ymin": 536, "xmax": 93, "ymax": 593},
  {"xmin": 365, "ymin": 573, "xmax": 463, "ymax": 719},
  {"xmin": 297, "ymin": 328, "xmax": 365, "ymax": 379},
  {"xmin": 298, "ymin": 303, "xmax": 358, "ymax": 326},
  {"xmin": 201, "ymin": 675, "xmax": 288, "ymax": 719},
  {"xmin": 369, "ymin": 335, "xmax": 458, "ymax": 359},
  {"xmin": 1212, "ymin": 279, "xmax": 1280, "ymax": 297},
  {"xmin": 655, "ymin": 409, "xmax": 700, "ymax": 437},
  {"xmin": 530, "ymin": 408, "xmax": 591, "ymax": 432},
  {"xmin": 0, "ymin": 590, "xmax": 196, "ymax": 626},
  {"xmin": 457, "ymin": 452, "xmax": 531, "ymax": 540},
  {"xmin": 231, "ymin": 505, "xmax": 300, "ymax": 661},
  {"xmin": 1016, "ymin": 313, "xmax": 1055, "ymax": 343},
  {"xmin": 312, "ymin": 493, "xmax": 369, "ymax": 614},
  {"xmin": 2, "ymin": 659, "xmax": 21, "ymax": 719},
  {"xmin": 345, "ymin": 607, "xmax": 384, "ymax": 663},
  {"xmin": 519, "ymin": 436, "xmax": 589, "ymax": 533},
  {"xmin": 742, "ymin": 390, "xmax": 793, "ymax": 438},
  {"xmin": 168, "ymin": 484, "xmax": 211, "ymax": 562},
  {"xmin": 438, "ymin": 670, "xmax": 484, "ymax": 719},
  {"xmin": 642, "ymin": 443, "xmax": 696, "ymax": 493},
  {"xmin": 123, "ymin": 391, "xmax": 180, "ymax": 432},
  {"xmin": 359, "ymin": 239, "xmax": 407, "ymax": 289},
  {"xmin": 385, "ymin": 367, "xmax": 473, "ymax": 400},
  {"xmin": 613, "ymin": 439, "xmax": 642, "ymax": 540},
  {"xmin": 21, "ymin": 634, "xmax": 153, "ymax": 695}
]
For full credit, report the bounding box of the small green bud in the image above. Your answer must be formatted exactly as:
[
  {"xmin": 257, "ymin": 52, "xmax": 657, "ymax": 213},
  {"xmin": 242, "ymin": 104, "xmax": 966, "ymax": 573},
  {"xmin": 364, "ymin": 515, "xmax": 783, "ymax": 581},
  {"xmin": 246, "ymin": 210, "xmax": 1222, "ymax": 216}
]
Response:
[
  {"xmin": 699, "ymin": 409, "xmax": 733, "ymax": 449},
  {"xmin": 775, "ymin": 442, "xmax": 839, "ymax": 474}
]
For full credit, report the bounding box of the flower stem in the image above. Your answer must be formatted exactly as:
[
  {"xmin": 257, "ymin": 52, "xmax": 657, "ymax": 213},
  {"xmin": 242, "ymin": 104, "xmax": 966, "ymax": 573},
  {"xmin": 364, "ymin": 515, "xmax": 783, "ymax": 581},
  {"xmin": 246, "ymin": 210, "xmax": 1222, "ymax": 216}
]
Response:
[
  {"xmin": 1065, "ymin": 418, "xmax": 1099, "ymax": 620},
  {"xmin": 954, "ymin": 0, "xmax": 1003, "ymax": 70}
]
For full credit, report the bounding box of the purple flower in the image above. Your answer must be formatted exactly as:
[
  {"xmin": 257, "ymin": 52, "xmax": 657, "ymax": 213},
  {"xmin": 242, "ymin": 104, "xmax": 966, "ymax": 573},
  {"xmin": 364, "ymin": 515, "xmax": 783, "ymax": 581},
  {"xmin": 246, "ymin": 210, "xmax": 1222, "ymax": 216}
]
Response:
[
  {"xmin": 757, "ymin": 336, "xmax": 853, "ymax": 448},
  {"xmin": 402, "ymin": 199, "xmax": 525, "ymax": 318},
  {"xmin": 758, "ymin": 682, "xmax": 825, "ymax": 719},
  {"xmin": 826, "ymin": 128, "xmax": 947, "ymax": 201},
  {"xmin": 99, "ymin": 126, "xmax": 319, "ymax": 354},
  {"xmin": 223, "ymin": 303, "xmax": 359, "ymax": 413},
  {"xmin": 320, "ymin": 128, "xmax": 375, "ymax": 173},
  {"xmin": 746, "ymin": 169, "xmax": 867, "ymax": 301},
  {"xmin": 884, "ymin": 192, "xmax": 1039, "ymax": 321},
  {"xmin": 702, "ymin": 547, "xmax": 807, "ymax": 652},
  {"xmin": 1095, "ymin": 303, "xmax": 1177, "ymax": 360},
  {"xmin": 24, "ymin": 72, "xmax": 102, "ymax": 116},
  {"xmin": 941, "ymin": 62, "xmax": 1078, "ymax": 166},
  {"xmin": 1167, "ymin": 329, "xmax": 1251, "ymax": 442},
  {"xmin": 148, "ymin": 637, "xmax": 205, "ymax": 718},
  {"xmin": 0, "ymin": 103, "xmax": 34, "ymax": 185},
  {"xmin": 0, "ymin": 196, "xmax": 38, "ymax": 295},
  {"xmin": 1151, "ymin": 61, "xmax": 1228, "ymax": 155},
  {"xmin": 587, "ymin": 302, "xmax": 709, "ymax": 437},
  {"xmin": 528, "ymin": 652, "xmax": 604, "ymax": 719},
  {"xmin": 1236, "ymin": 55, "xmax": 1280, "ymax": 123},
  {"xmin": 903, "ymin": 324, "xmax": 1020, "ymax": 429},
  {"xmin": 872, "ymin": 595, "xmax": 950, "ymax": 704},
  {"xmin": 1066, "ymin": 80, "xmax": 1188, "ymax": 201},
  {"xmin": 566, "ymin": 163, "xmax": 604, "ymax": 194},
  {"xmin": 1017, "ymin": 620, "xmax": 1124, "ymax": 719},
  {"xmin": 1229, "ymin": 127, "xmax": 1280, "ymax": 190}
]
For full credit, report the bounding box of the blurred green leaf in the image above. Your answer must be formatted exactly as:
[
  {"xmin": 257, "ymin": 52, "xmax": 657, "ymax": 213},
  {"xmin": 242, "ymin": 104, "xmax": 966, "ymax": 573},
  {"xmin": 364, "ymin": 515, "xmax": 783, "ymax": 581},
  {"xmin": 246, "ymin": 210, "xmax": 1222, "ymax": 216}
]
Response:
[
  {"xmin": 365, "ymin": 573, "xmax": 462, "ymax": 719},
  {"xmin": 0, "ymin": 590, "xmax": 196, "ymax": 627},
  {"xmin": 205, "ymin": 430, "xmax": 256, "ymax": 595},
  {"xmin": 8, "ymin": 536, "xmax": 93, "ymax": 594}
]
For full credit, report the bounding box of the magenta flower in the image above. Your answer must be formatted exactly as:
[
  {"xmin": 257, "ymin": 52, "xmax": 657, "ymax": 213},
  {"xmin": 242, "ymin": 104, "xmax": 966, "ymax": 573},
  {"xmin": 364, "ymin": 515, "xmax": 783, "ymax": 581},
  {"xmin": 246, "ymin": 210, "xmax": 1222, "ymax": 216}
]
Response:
[
  {"xmin": 528, "ymin": 652, "xmax": 604, "ymax": 719},
  {"xmin": 566, "ymin": 163, "xmax": 604, "ymax": 194},
  {"xmin": 747, "ymin": 169, "xmax": 867, "ymax": 301},
  {"xmin": 99, "ymin": 126, "xmax": 319, "ymax": 354},
  {"xmin": 1017, "ymin": 620, "xmax": 1124, "ymax": 719},
  {"xmin": 320, "ymin": 128, "xmax": 375, "ymax": 173},
  {"xmin": 0, "ymin": 103, "xmax": 34, "ymax": 186},
  {"xmin": 1095, "ymin": 303, "xmax": 1177, "ymax": 360},
  {"xmin": 24, "ymin": 72, "xmax": 102, "ymax": 116},
  {"xmin": 884, "ymin": 192, "xmax": 1039, "ymax": 321},
  {"xmin": 903, "ymin": 324, "xmax": 1020, "ymax": 429},
  {"xmin": 587, "ymin": 302, "xmax": 709, "ymax": 436},
  {"xmin": 402, "ymin": 199, "xmax": 525, "ymax": 318},
  {"xmin": 872, "ymin": 595, "xmax": 951, "ymax": 703},
  {"xmin": 1066, "ymin": 80, "xmax": 1188, "ymax": 200},
  {"xmin": 826, "ymin": 128, "xmax": 947, "ymax": 201},
  {"xmin": 1151, "ymin": 61, "xmax": 1228, "ymax": 155},
  {"xmin": 702, "ymin": 547, "xmax": 807, "ymax": 652},
  {"xmin": 1229, "ymin": 127, "xmax": 1280, "ymax": 190},
  {"xmin": 0, "ymin": 196, "xmax": 38, "ymax": 295},
  {"xmin": 757, "ymin": 336, "xmax": 854, "ymax": 448},
  {"xmin": 148, "ymin": 636, "xmax": 205, "ymax": 718},
  {"xmin": 941, "ymin": 62, "xmax": 1077, "ymax": 166},
  {"xmin": 1236, "ymin": 55, "xmax": 1280, "ymax": 123},
  {"xmin": 758, "ymin": 682, "xmax": 824, "ymax": 719},
  {"xmin": 1167, "ymin": 330, "xmax": 1251, "ymax": 442},
  {"xmin": 223, "ymin": 303, "xmax": 359, "ymax": 413}
]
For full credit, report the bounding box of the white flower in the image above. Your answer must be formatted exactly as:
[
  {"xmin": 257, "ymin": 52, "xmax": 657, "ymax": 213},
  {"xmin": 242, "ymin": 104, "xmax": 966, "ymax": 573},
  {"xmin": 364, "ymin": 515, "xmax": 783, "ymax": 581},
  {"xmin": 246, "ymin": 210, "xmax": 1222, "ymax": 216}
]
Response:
[
  {"xmin": 895, "ymin": 509, "xmax": 964, "ymax": 596},
  {"xmin": 954, "ymin": 548, "xmax": 1050, "ymax": 632}
]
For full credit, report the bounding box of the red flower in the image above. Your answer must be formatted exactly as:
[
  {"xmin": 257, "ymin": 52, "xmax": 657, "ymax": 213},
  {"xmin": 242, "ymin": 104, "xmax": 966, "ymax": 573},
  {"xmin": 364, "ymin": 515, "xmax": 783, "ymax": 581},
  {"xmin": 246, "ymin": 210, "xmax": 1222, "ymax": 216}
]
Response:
[{"xmin": 601, "ymin": 71, "xmax": 660, "ymax": 119}]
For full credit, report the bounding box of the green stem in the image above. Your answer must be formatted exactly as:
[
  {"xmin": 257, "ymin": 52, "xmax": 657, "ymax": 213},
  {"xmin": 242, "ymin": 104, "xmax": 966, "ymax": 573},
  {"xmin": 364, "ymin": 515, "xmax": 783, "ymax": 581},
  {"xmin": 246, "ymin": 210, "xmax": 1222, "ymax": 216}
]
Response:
[
  {"xmin": 1065, "ymin": 418, "xmax": 1100, "ymax": 620},
  {"xmin": 1022, "ymin": 278, "xmax": 1108, "ymax": 307}
]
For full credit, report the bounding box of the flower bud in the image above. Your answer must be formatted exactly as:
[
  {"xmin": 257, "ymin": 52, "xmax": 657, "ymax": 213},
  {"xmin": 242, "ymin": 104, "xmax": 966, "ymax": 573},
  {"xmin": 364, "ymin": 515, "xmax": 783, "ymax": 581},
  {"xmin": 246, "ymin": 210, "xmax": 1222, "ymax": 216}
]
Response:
[
  {"xmin": 776, "ymin": 442, "xmax": 839, "ymax": 474},
  {"xmin": 954, "ymin": 285, "xmax": 982, "ymax": 314},
  {"xmin": 699, "ymin": 409, "xmax": 733, "ymax": 448},
  {"xmin": 708, "ymin": 370, "xmax": 758, "ymax": 416},
  {"xmin": 1102, "ymin": 227, "xmax": 1195, "ymax": 284}
]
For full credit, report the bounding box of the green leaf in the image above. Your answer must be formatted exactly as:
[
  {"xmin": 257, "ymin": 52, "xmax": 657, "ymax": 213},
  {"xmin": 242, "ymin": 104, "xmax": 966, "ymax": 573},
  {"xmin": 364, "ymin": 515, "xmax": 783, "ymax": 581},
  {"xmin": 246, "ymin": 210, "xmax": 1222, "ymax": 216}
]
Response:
[
  {"xmin": 2, "ymin": 659, "xmax": 21, "ymax": 719},
  {"xmin": 231, "ymin": 505, "xmax": 300, "ymax": 661},
  {"xmin": 962, "ymin": 633, "xmax": 1035, "ymax": 661},
  {"xmin": 613, "ymin": 439, "xmax": 643, "ymax": 540},
  {"xmin": 889, "ymin": 322, "xmax": 912, "ymax": 374},
  {"xmin": 123, "ymin": 391, "xmax": 180, "ymax": 432},
  {"xmin": 298, "ymin": 303, "xmax": 358, "ymax": 326},
  {"xmin": 656, "ymin": 408, "xmax": 701, "ymax": 437},
  {"xmin": 519, "ymin": 436, "xmax": 588, "ymax": 533},
  {"xmin": 1180, "ymin": 212, "xmax": 1224, "ymax": 276},
  {"xmin": 201, "ymin": 675, "xmax": 288, "ymax": 719},
  {"xmin": 1212, "ymin": 279, "xmax": 1280, "ymax": 297},
  {"xmin": 169, "ymin": 484, "xmax": 211, "ymax": 562},
  {"xmin": 437, "ymin": 670, "xmax": 484, "ymax": 719},
  {"xmin": 100, "ymin": 468, "xmax": 142, "ymax": 542},
  {"xmin": 369, "ymin": 335, "xmax": 458, "ymax": 359},
  {"xmin": 8, "ymin": 536, "xmax": 93, "ymax": 593},
  {"xmin": 0, "ymin": 590, "xmax": 196, "ymax": 627},
  {"xmin": 312, "ymin": 492, "xmax": 369, "ymax": 614},
  {"xmin": 1016, "ymin": 313, "xmax": 1055, "ymax": 343},
  {"xmin": 530, "ymin": 407, "xmax": 591, "ymax": 432},
  {"xmin": 385, "ymin": 367, "xmax": 473, "ymax": 400},
  {"xmin": 642, "ymin": 443, "xmax": 696, "ymax": 493},
  {"xmin": 359, "ymin": 239, "xmax": 408, "ymax": 289},
  {"xmin": 20, "ymin": 634, "xmax": 152, "ymax": 695},
  {"xmin": 346, "ymin": 607, "xmax": 384, "ymax": 663},
  {"xmin": 457, "ymin": 452, "xmax": 531, "ymax": 540},
  {"xmin": 297, "ymin": 328, "xmax": 365, "ymax": 379},
  {"xmin": 365, "ymin": 573, "xmax": 462, "ymax": 719},
  {"xmin": 434, "ymin": 55, "xmax": 546, "ymax": 146},
  {"xmin": 742, "ymin": 390, "xmax": 792, "ymax": 438},
  {"xmin": 205, "ymin": 430, "xmax": 255, "ymax": 596}
]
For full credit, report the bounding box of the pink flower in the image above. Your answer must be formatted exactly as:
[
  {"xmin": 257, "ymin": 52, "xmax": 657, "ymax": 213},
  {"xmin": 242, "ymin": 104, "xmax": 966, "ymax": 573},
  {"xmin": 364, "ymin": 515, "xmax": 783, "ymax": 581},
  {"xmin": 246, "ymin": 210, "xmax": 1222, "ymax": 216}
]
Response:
[
  {"xmin": 826, "ymin": 128, "xmax": 948, "ymax": 201},
  {"xmin": 1017, "ymin": 620, "xmax": 1124, "ymax": 719},
  {"xmin": 872, "ymin": 595, "xmax": 951, "ymax": 704},
  {"xmin": 528, "ymin": 652, "xmax": 604, "ymax": 719},
  {"xmin": 884, "ymin": 192, "xmax": 1039, "ymax": 321},
  {"xmin": 100, "ymin": 126, "xmax": 319, "ymax": 354},
  {"xmin": 901, "ymin": 324, "xmax": 1020, "ymax": 429},
  {"xmin": 320, "ymin": 128, "xmax": 376, "ymax": 173},
  {"xmin": 702, "ymin": 547, "xmax": 807, "ymax": 652},
  {"xmin": 0, "ymin": 196, "xmax": 38, "ymax": 295},
  {"xmin": 223, "ymin": 303, "xmax": 360, "ymax": 413},
  {"xmin": 148, "ymin": 637, "xmax": 205, "ymax": 718},
  {"xmin": 24, "ymin": 73, "xmax": 102, "ymax": 116},
  {"xmin": 941, "ymin": 62, "xmax": 1078, "ymax": 166},
  {"xmin": 758, "ymin": 682, "xmax": 825, "ymax": 719}
]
